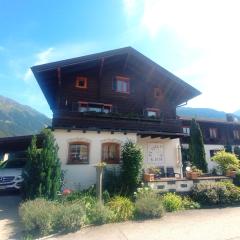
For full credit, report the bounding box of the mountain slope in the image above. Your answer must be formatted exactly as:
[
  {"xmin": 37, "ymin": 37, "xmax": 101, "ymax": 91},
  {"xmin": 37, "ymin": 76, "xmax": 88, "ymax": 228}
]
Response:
[
  {"xmin": 177, "ymin": 107, "xmax": 227, "ymax": 120},
  {"xmin": 0, "ymin": 95, "xmax": 51, "ymax": 137},
  {"xmin": 234, "ymin": 109, "xmax": 240, "ymax": 117}
]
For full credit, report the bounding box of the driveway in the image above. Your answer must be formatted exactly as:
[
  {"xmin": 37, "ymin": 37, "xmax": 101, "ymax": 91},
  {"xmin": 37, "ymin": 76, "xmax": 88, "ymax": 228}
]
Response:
[
  {"xmin": 0, "ymin": 193, "xmax": 22, "ymax": 240},
  {"xmin": 50, "ymin": 207, "xmax": 240, "ymax": 240}
]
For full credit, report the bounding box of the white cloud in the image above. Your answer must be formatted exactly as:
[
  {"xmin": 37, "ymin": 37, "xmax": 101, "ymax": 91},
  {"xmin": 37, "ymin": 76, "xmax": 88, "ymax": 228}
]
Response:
[
  {"xmin": 23, "ymin": 47, "xmax": 54, "ymax": 82},
  {"xmin": 23, "ymin": 42, "xmax": 97, "ymax": 83},
  {"xmin": 123, "ymin": 0, "xmax": 140, "ymax": 17},
  {"xmin": 122, "ymin": 0, "xmax": 240, "ymax": 112}
]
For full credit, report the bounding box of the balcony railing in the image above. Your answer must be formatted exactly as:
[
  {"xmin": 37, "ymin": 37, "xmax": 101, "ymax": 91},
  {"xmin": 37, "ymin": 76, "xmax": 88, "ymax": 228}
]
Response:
[{"xmin": 53, "ymin": 111, "xmax": 182, "ymax": 134}]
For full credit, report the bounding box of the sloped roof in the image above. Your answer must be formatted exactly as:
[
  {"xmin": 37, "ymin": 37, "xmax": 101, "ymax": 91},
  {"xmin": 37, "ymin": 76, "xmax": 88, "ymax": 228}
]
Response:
[{"xmin": 31, "ymin": 47, "xmax": 201, "ymax": 110}]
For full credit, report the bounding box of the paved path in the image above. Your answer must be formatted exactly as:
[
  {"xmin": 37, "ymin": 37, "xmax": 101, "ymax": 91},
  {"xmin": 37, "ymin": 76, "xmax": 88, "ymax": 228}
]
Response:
[
  {"xmin": 50, "ymin": 207, "xmax": 240, "ymax": 240},
  {"xmin": 0, "ymin": 194, "xmax": 22, "ymax": 240}
]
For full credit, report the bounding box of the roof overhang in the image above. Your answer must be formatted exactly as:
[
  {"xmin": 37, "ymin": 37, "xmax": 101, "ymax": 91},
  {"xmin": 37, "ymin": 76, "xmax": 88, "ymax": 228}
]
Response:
[{"xmin": 31, "ymin": 47, "xmax": 201, "ymax": 111}]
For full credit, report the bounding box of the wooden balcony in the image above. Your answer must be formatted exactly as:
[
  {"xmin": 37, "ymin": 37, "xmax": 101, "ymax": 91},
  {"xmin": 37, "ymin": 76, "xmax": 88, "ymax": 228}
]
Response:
[{"xmin": 52, "ymin": 111, "xmax": 183, "ymax": 136}]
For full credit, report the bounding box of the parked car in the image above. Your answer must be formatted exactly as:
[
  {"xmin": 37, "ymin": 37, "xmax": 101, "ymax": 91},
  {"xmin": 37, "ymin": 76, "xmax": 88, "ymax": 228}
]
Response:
[{"xmin": 0, "ymin": 159, "xmax": 26, "ymax": 190}]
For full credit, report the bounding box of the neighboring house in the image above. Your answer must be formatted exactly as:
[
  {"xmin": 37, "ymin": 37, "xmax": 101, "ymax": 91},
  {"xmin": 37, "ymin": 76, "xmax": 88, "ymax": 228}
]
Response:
[
  {"xmin": 181, "ymin": 114, "xmax": 240, "ymax": 171},
  {"xmin": 31, "ymin": 47, "xmax": 200, "ymax": 189}
]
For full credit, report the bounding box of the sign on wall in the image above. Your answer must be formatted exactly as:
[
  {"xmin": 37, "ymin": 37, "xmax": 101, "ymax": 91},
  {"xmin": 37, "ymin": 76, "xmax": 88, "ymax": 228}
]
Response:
[{"xmin": 147, "ymin": 143, "xmax": 164, "ymax": 165}]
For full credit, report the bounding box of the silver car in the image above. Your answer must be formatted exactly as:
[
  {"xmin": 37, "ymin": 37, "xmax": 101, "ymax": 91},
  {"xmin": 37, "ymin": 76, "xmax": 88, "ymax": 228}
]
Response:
[{"xmin": 0, "ymin": 160, "xmax": 25, "ymax": 190}]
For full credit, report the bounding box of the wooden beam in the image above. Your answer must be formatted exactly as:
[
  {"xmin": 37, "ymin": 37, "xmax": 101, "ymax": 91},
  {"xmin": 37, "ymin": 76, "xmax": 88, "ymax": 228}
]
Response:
[
  {"xmin": 99, "ymin": 57, "xmax": 105, "ymax": 78},
  {"xmin": 122, "ymin": 53, "xmax": 130, "ymax": 73},
  {"xmin": 150, "ymin": 135, "xmax": 159, "ymax": 139},
  {"xmin": 140, "ymin": 135, "xmax": 149, "ymax": 138},
  {"xmin": 57, "ymin": 67, "xmax": 62, "ymax": 109},
  {"xmin": 98, "ymin": 58, "xmax": 105, "ymax": 99},
  {"xmin": 57, "ymin": 67, "xmax": 62, "ymax": 85}
]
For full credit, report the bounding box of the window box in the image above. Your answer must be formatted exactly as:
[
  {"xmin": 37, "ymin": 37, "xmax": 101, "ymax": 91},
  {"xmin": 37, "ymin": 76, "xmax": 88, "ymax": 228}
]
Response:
[{"xmin": 143, "ymin": 173, "xmax": 155, "ymax": 182}]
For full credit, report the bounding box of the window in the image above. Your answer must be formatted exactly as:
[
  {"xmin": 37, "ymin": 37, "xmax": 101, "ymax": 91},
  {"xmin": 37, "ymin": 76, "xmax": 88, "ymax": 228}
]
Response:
[
  {"xmin": 102, "ymin": 143, "xmax": 120, "ymax": 164},
  {"xmin": 88, "ymin": 104, "xmax": 102, "ymax": 112},
  {"xmin": 154, "ymin": 88, "xmax": 163, "ymax": 99},
  {"xmin": 78, "ymin": 102, "xmax": 88, "ymax": 112},
  {"xmin": 113, "ymin": 76, "xmax": 130, "ymax": 94},
  {"xmin": 233, "ymin": 130, "xmax": 240, "ymax": 140},
  {"xmin": 68, "ymin": 142, "xmax": 89, "ymax": 164},
  {"xmin": 103, "ymin": 105, "xmax": 111, "ymax": 113},
  {"xmin": 76, "ymin": 77, "xmax": 87, "ymax": 89},
  {"xmin": 76, "ymin": 102, "xmax": 112, "ymax": 113},
  {"xmin": 147, "ymin": 111, "xmax": 157, "ymax": 117},
  {"xmin": 145, "ymin": 108, "xmax": 159, "ymax": 117},
  {"xmin": 209, "ymin": 128, "xmax": 217, "ymax": 139},
  {"xmin": 182, "ymin": 127, "xmax": 190, "ymax": 135}
]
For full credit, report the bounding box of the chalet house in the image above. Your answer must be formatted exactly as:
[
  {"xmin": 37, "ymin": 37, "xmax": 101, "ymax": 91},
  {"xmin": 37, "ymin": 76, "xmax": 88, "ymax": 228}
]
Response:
[
  {"xmin": 30, "ymin": 47, "xmax": 201, "ymax": 189},
  {"xmin": 181, "ymin": 115, "xmax": 240, "ymax": 171}
]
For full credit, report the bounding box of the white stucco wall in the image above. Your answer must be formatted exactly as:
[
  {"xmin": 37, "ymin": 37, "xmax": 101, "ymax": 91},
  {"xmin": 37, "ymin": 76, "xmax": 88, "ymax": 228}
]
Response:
[
  {"xmin": 53, "ymin": 130, "xmax": 137, "ymax": 189},
  {"xmin": 204, "ymin": 144, "xmax": 225, "ymax": 170},
  {"xmin": 137, "ymin": 137, "xmax": 182, "ymax": 175},
  {"xmin": 182, "ymin": 144, "xmax": 225, "ymax": 171},
  {"xmin": 53, "ymin": 130, "xmax": 182, "ymax": 189}
]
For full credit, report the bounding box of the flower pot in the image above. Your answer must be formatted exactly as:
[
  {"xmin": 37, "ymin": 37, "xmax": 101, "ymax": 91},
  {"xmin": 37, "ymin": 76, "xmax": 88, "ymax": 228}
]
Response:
[
  {"xmin": 186, "ymin": 171, "xmax": 199, "ymax": 180},
  {"xmin": 144, "ymin": 173, "xmax": 155, "ymax": 182},
  {"xmin": 226, "ymin": 170, "xmax": 237, "ymax": 178}
]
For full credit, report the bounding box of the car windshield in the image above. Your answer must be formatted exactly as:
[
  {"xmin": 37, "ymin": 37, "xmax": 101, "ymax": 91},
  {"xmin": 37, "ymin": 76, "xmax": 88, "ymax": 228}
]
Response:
[{"xmin": 2, "ymin": 160, "xmax": 26, "ymax": 169}]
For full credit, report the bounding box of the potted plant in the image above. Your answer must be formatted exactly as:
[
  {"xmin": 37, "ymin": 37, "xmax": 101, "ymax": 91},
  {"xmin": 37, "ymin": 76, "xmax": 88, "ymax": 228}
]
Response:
[
  {"xmin": 186, "ymin": 166, "xmax": 202, "ymax": 180},
  {"xmin": 226, "ymin": 164, "xmax": 239, "ymax": 178},
  {"xmin": 143, "ymin": 167, "xmax": 158, "ymax": 182}
]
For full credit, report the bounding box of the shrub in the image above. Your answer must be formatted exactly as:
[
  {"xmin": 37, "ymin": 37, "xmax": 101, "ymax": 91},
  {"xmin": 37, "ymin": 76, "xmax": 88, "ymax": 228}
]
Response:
[
  {"xmin": 135, "ymin": 196, "xmax": 165, "ymax": 219},
  {"xmin": 22, "ymin": 130, "xmax": 62, "ymax": 200},
  {"xmin": 103, "ymin": 168, "xmax": 122, "ymax": 195},
  {"xmin": 161, "ymin": 193, "xmax": 183, "ymax": 212},
  {"xmin": 211, "ymin": 150, "xmax": 239, "ymax": 174},
  {"xmin": 192, "ymin": 181, "xmax": 240, "ymax": 205},
  {"xmin": 57, "ymin": 202, "xmax": 86, "ymax": 232},
  {"xmin": 121, "ymin": 141, "xmax": 143, "ymax": 195},
  {"xmin": 107, "ymin": 196, "xmax": 134, "ymax": 222},
  {"xmin": 19, "ymin": 198, "xmax": 59, "ymax": 236},
  {"xmin": 87, "ymin": 202, "xmax": 113, "ymax": 225},
  {"xmin": 233, "ymin": 170, "xmax": 240, "ymax": 187},
  {"xmin": 181, "ymin": 196, "xmax": 200, "ymax": 209},
  {"xmin": 134, "ymin": 185, "xmax": 157, "ymax": 200}
]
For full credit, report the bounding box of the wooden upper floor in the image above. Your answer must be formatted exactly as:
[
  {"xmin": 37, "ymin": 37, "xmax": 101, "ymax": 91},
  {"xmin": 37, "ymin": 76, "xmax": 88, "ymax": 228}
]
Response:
[
  {"xmin": 32, "ymin": 47, "xmax": 200, "ymax": 134},
  {"xmin": 181, "ymin": 117, "xmax": 240, "ymax": 145}
]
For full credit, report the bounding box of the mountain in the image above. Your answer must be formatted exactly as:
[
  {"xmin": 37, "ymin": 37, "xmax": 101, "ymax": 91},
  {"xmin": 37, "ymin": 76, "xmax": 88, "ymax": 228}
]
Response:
[
  {"xmin": 234, "ymin": 110, "xmax": 240, "ymax": 117},
  {"xmin": 0, "ymin": 95, "xmax": 51, "ymax": 137},
  {"xmin": 177, "ymin": 107, "xmax": 228, "ymax": 120}
]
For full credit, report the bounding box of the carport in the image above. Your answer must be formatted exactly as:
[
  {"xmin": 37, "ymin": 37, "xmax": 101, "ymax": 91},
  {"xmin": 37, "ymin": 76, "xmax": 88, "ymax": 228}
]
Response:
[{"xmin": 0, "ymin": 135, "xmax": 42, "ymax": 162}]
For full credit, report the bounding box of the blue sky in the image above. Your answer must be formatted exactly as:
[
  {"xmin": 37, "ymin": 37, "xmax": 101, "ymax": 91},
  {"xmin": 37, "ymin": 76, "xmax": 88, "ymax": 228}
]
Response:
[{"xmin": 1, "ymin": 0, "xmax": 240, "ymax": 117}]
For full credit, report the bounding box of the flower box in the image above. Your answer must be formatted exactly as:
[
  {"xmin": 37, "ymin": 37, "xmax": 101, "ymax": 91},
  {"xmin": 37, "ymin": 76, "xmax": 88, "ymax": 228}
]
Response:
[
  {"xmin": 144, "ymin": 173, "xmax": 155, "ymax": 182},
  {"xmin": 186, "ymin": 171, "xmax": 199, "ymax": 180},
  {"xmin": 226, "ymin": 170, "xmax": 237, "ymax": 178}
]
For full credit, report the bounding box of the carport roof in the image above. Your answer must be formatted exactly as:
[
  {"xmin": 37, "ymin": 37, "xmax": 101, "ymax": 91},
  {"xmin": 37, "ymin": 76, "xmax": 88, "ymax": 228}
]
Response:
[{"xmin": 0, "ymin": 134, "xmax": 42, "ymax": 153}]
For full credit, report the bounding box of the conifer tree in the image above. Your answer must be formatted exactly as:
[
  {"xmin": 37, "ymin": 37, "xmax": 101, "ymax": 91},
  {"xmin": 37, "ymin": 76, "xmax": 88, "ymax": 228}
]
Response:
[
  {"xmin": 189, "ymin": 119, "xmax": 208, "ymax": 172},
  {"xmin": 121, "ymin": 141, "xmax": 143, "ymax": 195},
  {"xmin": 22, "ymin": 129, "xmax": 61, "ymax": 200}
]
